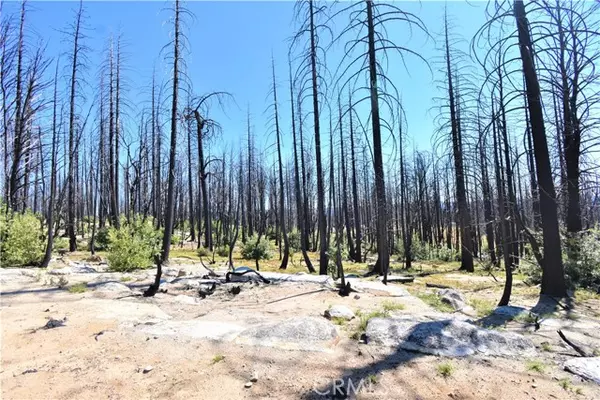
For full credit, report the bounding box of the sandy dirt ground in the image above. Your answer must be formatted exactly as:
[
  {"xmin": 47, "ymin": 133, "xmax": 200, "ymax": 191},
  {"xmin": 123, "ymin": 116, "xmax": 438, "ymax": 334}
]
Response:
[{"xmin": 2, "ymin": 259, "xmax": 600, "ymax": 400}]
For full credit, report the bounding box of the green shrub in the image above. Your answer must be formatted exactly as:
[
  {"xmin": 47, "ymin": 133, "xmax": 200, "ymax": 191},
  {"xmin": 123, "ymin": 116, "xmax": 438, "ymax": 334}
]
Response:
[
  {"xmin": 68, "ymin": 282, "xmax": 88, "ymax": 293},
  {"xmin": 411, "ymin": 239, "xmax": 429, "ymax": 261},
  {"xmin": 436, "ymin": 246, "xmax": 459, "ymax": 262},
  {"xmin": 106, "ymin": 217, "xmax": 161, "ymax": 272},
  {"xmin": 170, "ymin": 233, "xmax": 181, "ymax": 245},
  {"xmin": 90, "ymin": 227, "xmax": 110, "ymax": 251},
  {"xmin": 197, "ymin": 247, "xmax": 210, "ymax": 257},
  {"xmin": 216, "ymin": 246, "xmax": 229, "ymax": 257},
  {"xmin": 437, "ymin": 362, "xmax": 454, "ymax": 378},
  {"xmin": 288, "ymin": 230, "xmax": 301, "ymax": 253},
  {"xmin": 241, "ymin": 236, "xmax": 272, "ymax": 262},
  {"xmin": 54, "ymin": 237, "xmax": 69, "ymax": 251},
  {"xmin": 1, "ymin": 211, "xmax": 44, "ymax": 267},
  {"xmin": 564, "ymin": 230, "xmax": 600, "ymax": 291}
]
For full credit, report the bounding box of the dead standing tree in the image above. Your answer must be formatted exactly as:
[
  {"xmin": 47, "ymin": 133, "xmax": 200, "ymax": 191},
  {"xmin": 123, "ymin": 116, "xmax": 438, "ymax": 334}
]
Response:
[
  {"xmin": 145, "ymin": 0, "xmax": 182, "ymax": 297},
  {"xmin": 291, "ymin": 0, "xmax": 329, "ymax": 275},
  {"xmin": 333, "ymin": 0, "xmax": 430, "ymax": 281}
]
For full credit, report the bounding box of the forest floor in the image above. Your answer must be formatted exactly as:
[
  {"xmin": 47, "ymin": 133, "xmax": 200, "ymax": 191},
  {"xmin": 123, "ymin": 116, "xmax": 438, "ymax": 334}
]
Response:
[{"xmin": 2, "ymin": 249, "xmax": 600, "ymax": 399}]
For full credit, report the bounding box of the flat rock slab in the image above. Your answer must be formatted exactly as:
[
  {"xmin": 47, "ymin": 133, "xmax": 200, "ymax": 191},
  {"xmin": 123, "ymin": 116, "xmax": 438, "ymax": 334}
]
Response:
[
  {"xmin": 564, "ymin": 357, "xmax": 600, "ymax": 384},
  {"xmin": 438, "ymin": 289, "xmax": 467, "ymax": 311},
  {"xmin": 366, "ymin": 316, "xmax": 536, "ymax": 358},
  {"xmin": 164, "ymin": 277, "xmax": 221, "ymax": 290},
  {"xmin": 80, "ymin": 298, "xmax": 172, "ymax": 322},
  {"xmin": 260, "ymin": 272, "xmax": 334, "ymax": 286},
  {"xmin": 94, "ymin": 282, "xmax": 132, "ymax": 293},
  {"xmin": 0, "ymin": 268, "xmax": 39, "ymax": 284},
  {"xmin": 236, "ymin": 317, "xmax": 339, "ymax": 352},
  {"xmin": 48, "ymin": 267, "xmax": 72, "ymax": 276},
  {"xmin": 137, "ymin": 320, "xmax": 245, "ymax": 341},
  {"xmin": 348, "ymin": 279, "xmax": 410, "ymax": 297}
]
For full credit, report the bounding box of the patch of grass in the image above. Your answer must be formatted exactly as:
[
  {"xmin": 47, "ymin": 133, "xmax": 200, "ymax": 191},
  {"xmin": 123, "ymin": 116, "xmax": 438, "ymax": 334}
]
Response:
[
  {"xmin": 120, "ymin": 276, "xmax": 132, "ymax": 282},
  {"xmin": 574, "ymin": 289, "xmax": 600, "ymax": 302},
  {"xmin": 366, "ymin": 374, "xmax": 378, "ymax": 384},
  {"xmin": 211, "ymin": 354, "xmax": 225, "ymax": 364},
  {"xmin": 526, "ymin": 360, "xmax": 546, "ymax": 373},
  {"xmin": 558, "ymin": 378, "xmax": 571, "ymax": 391},
  {"xmin": 417, "ymin": 292, "xmax": 454, "ymax": 313},
  {"xmin": 351, "ymin": 310, "xmax": 389, "ymax": 340},
  {"xmin": 470, "ymin": 298, "xmax": 495, "ymax": 317},
  {"xmin": 540, "ymin": 342, "xmax": 552, "ymax": 352},
  {"xmin": 575, "ymin": 387, "xmax": 584, "ymax": 395},
  {"xmin": 381, "ymin": 301, "xmax": 405, "ymax": 313},
  {"xmin": 514, "ymin": 312, "xmax": 538, "ymax": 324},
  {"xmin": 68, "ymin": 282, "xmax": 87, "ymax": 293},
  {"xmin": 437, "ymin": 362, "xmax": 454, "ymax": 378},
  {"xmin": 331, "ymin": 317, "xmax": 347, "ymax": 326}
]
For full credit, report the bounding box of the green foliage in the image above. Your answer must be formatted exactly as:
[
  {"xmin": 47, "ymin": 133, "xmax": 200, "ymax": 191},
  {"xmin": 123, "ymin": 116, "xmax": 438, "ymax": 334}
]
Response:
[
  {"xmin": 381, "ymin": 301, "xmax": 405, "ymax": 312},
  {"xmin": 437, "ymin": 362, "xmax": 454, "ymax": 378},
  {"xmin": 540, "ymin": 342, "xmax": 552, "ymax": 352},
  {"xmin": 68, "ymin": 282, "xmax": 88, "ymax": 293},
  {"xmin": 170, "ymin": 233, "xmax": 181, "ymax": 245},
  {"xmin": 241, "ymin": 236, "xmax": 272, "ymax": 261},
  {"xmin": 216, "ymin": 246, "xmax": 229, "ymax": 258},
  {"xmin": 90, "ymin": 227, "xmax": 111, "ymax": 251},
  {"xmin": 526, "ymin": 360, "xmax": 546, "ymax": 373},
  {"xmin": 211, "ymin": 354, "xmax": 225, "ymax": 364},
  {"xmin": 351, "ymin": 309, "xmax": 389, "ymax": 340},
  {"xmin": 1, "ymin": 211, "xmax": 44, "ymax": 267},
  {"xmin": 519, "ymin": 261, "xmax": 542, "ymax": 286},
  {"xmin": 564, "ymin": 230, "xmax": 600, "ymax": 291},
  {"xmin": 558, "ymin": 378, "xmax": 572, "ymax": 391},
  {"xmin": 197, "ymin": 247, "xmax": 210, "ymax": 257},
  {"xmin": 53, "ymin": 237, "xmax": 69, "ymax": 251},
  {"xmin": 435, "ymin": 246, "xmax": 460, "ymax": 262},
  {"xmin": 470, "ymin": 299, "xmax": 495, "ymax": 317},
  {"xmin": 288, "ymin": 230, "xmax": 301, "ymax": 253},
  {"xmin": 410, "ymin": 239, "xmax": 429, "ymax": 261},
  {"xmin": 417, "ymin": 292, "xmax": 454, "ymax": 313},
  {"xmin": 106, "ymin": 217, "xmax": 161, "ymax": 272}
]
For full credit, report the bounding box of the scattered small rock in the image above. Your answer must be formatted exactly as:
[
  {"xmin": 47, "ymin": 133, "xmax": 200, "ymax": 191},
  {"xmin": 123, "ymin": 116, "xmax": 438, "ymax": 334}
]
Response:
[
  {"xmin": 324, "ymin": 305, "xmax": 355, "ymax": 321},
  {"xmin": 70, "ymin": 264, "xmax": 97, "ymax": 274},
  {"xmin": 22, "ymin": 368, "xmax": 38, "ymax": 375},
  {"xmin": 532, "ymin": 384, "xmax": 538, "ymax": 389},
  {"xmin": 250, "ymin": 373, "xmax": 258, "ymax": 383},
  {"xmin": 142, "ymin": 366, "xmax": 154, "ymax": 374},
  {"xmin": 354, "ymin": 295, "xmax": 360, "ymax": 300},
  {"xmin": 229, "ymin": 286, "xmax": 241, "ymax": 295},
  {"xmin": 94, "ymin": 282, "xmax": 132, "ymax": 293},
  {"xmin": 437, "ymin": 289, "xmax": 467, "ymax": 311},
  {"xmin": 244, "ymin": 382, "xmax": 253, "ymax": 388},
  {"xmin": 44, "ymin": 317, "xmax": 67, "ymax": 329}
]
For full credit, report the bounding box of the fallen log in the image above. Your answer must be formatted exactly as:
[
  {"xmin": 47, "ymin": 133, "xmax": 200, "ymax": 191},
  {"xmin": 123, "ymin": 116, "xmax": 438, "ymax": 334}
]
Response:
[
  {"xmin": 558, "ymin": 329, "xmax": 595, "ymax": 357},
  {"xmin": 425, "ymin": 282, "xmax": 453, "ymax": 289},
  {"xmin": 379, "ymin": 276, "xmax": 414, "ymax": 284}
]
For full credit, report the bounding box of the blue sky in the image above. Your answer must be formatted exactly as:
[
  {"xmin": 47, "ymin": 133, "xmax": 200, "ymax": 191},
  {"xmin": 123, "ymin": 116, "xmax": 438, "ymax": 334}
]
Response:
[{"xmin": 3, "ymin": 1, "xmax": 489, "ymax": 161}]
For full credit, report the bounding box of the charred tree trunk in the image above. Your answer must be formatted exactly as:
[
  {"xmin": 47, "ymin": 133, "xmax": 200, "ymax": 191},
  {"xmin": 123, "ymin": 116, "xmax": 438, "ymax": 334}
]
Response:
[{"xmin": 514, "ymin": 0, "xmax": 566, "ymax": 297}]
